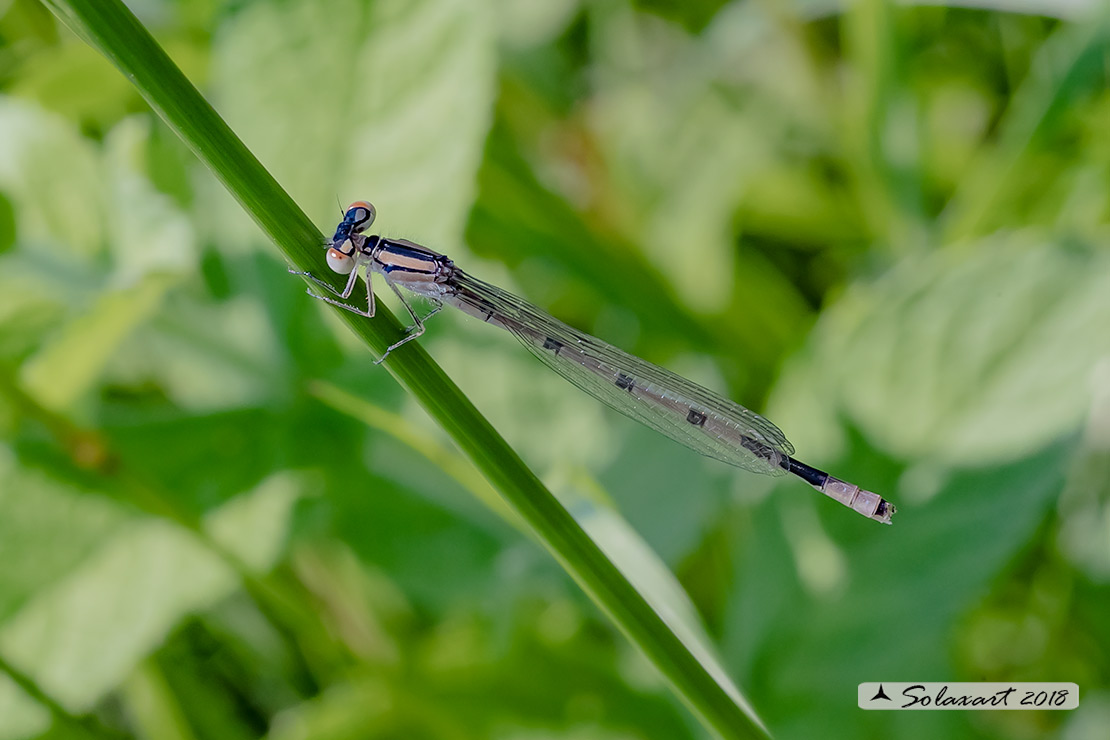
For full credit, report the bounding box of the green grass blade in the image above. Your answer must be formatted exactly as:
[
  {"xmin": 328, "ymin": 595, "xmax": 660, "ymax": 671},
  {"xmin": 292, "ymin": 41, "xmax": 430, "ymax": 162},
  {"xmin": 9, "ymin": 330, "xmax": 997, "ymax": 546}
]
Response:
[{"xmin": 40, "ymin": 0, "xmax": 769, "ymax": 736}]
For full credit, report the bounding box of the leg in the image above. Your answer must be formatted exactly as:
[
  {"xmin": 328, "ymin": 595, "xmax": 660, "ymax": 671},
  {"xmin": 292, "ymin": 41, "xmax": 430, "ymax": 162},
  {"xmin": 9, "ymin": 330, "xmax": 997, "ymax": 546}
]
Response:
[
  {"xmin": 288, "ymin": 261, "xmax": 376, "ymax": 317},
  {"xmin": 287, "ymin": 263, "xmax": 359, "ymax": 298},
  {"xmin": 387, "ymin": 281, "xmax": 443, "ymax": 332},
  {"xmin": 374, "ymin": 285, "xmax": 443, "ymax": 364},
  {"xmin": 421, "ymin": 299, "xmax": 444, "ymax": 324}
]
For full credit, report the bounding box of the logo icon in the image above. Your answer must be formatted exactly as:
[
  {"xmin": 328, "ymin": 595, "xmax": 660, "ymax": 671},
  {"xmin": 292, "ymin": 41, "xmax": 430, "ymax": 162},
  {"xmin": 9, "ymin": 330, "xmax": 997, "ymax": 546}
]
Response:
[{"xmin": 870, "ymin": 684, "xmax": 892, "ymax": 701}]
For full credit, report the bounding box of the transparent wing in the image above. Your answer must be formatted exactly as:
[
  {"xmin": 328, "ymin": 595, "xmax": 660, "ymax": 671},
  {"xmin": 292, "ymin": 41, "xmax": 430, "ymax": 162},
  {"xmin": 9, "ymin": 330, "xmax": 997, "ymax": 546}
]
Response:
[{"xmin": 446, "ymin": 270, "xmax": 793, "ymax": 475}]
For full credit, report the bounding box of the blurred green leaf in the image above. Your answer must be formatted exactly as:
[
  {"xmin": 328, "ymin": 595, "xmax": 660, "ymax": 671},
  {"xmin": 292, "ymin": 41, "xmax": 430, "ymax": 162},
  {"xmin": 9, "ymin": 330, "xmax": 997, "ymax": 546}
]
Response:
[
  {"xmin": 8, "ymin": 36, "xmax": 139, "ymax": 128},
  {"xmin": 0, "ymin": 457, "xmax": 129, "ymax": 623},
  {"xmin": 841, "ymin": 0, "xmax": 927, "ymax": 248},
  {"xmin": 0, "ymin": 471, "xmax": 300, "ymax": 713},
  {"xmin": 204, "ymin": 473, "xmax": 305, "ymax": 571},
  {"xmin": 0, "ymin": 671, "xmax": 51, "ymax": 740},
  {"xmin": 493, "ymin": 0, "xmax": 580, "ymax": 48},
  {"xmin": 0, "ymin": 98, "xmax": 106, "ymax": 255},
  {"xmin": 599, "ymin": 422, "xmax": 726, "ymax": 566},
  {"xmin": 469, "ymin": 117, "xmax": 721, "ymax": 353},
  {"xmin": 104, "ymin": 408, "xmax": 295, "ymax": 514},
  {"xmin": 776, "ymin": 232, "xmax": 1110, "ymax": 468},
  {"xmin": 207, "ymin": 0, "xmax": 497, "ymax": 247},
  {"xmin": 265, "ymin": 676, "xmax": 393, "ymax": 740},
  {"xmin": 5, "ymin": 106, "xmax": 196, "ymax": 412},
  {"xmin": 942, "ymin": 7, "xmax": 1110, "ymax": 241},
  {"xmin": 110, "ymin": 292, "xmax": 285, "ymax": 411},
  {"xmin": 120, "ymin": 659, "xmax": 197, "ymax": 740},
  {"xmin": 588, "ymin": 6, "xmax": 773, "ymax": 312},
  {"xmin": 310, "ymin": 380, "xmax": 520, "ymax": 525},
  {"xmin": 20, "ymin": 273, "xmax": 176, "ymax": 411},
  {"xmin": 0, "ymin": 260, "xmax": 72, "ymax": 363},
  {"xmin": 0, "ymin": 192, "xmax": 15, "ymax": 255}
]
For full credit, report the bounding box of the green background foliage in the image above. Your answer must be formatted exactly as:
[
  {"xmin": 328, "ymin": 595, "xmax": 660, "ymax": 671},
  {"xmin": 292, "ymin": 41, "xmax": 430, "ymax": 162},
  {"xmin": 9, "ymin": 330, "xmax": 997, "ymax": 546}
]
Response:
[{"xmin": 1, "ymin": 0, "xmax": 1109, "ymax": 738}]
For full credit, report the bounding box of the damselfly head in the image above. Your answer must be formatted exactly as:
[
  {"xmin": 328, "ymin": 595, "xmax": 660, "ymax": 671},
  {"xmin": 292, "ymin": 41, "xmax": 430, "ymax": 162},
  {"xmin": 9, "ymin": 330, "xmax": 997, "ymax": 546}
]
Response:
[{"xmin": 330, "ymin": 200, "xmax": 377, "ymax": 247}]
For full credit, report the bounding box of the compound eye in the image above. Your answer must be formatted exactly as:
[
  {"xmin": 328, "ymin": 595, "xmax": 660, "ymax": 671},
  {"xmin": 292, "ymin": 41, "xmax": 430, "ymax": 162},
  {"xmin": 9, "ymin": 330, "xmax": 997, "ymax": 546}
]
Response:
[
  {"xmin": 326, "ymin": 247, "xmax": 356, "ymax": 274},
  {"xmin": 345, "ymin": 200, "xmax": 376, "ymax": 232}
]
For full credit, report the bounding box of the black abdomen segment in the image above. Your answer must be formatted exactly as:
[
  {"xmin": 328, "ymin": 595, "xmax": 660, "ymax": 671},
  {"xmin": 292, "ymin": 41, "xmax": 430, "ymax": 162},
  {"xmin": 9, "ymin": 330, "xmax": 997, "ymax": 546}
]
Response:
[{"xmin": 782, "ymin": 456, "xmax": 829, "ymax": 488}]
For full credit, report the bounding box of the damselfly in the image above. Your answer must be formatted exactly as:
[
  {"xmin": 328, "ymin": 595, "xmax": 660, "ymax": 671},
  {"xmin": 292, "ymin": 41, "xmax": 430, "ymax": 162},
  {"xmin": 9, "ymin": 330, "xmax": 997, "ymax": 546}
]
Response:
[{"xmin": 290, "ymin": 201, "xmax": 896, "ymax": 524}]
